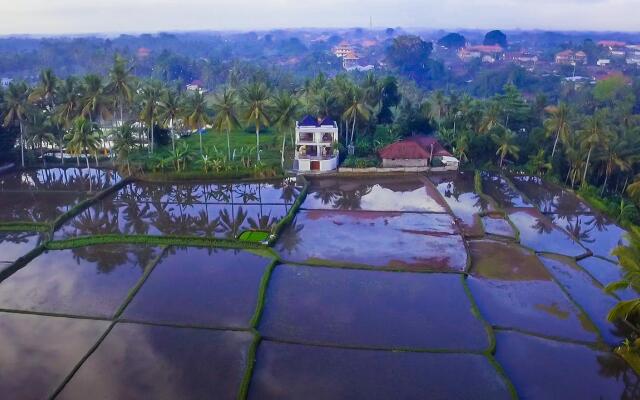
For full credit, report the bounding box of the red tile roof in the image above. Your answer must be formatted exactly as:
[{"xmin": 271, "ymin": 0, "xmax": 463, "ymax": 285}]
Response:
[{"xmin": 378, "ymin": 136, "xmax": 451, "ymax": 159}]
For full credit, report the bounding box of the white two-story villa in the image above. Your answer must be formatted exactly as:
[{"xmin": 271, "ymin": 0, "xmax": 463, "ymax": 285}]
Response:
[{"xmin": 294, "ymin": 115, "xmax": 339, "ymax": 172}]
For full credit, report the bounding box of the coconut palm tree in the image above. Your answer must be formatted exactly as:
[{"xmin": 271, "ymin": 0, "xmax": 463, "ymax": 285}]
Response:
[
  {"xmin": 580, "ymin": 112, "xmax": 608, "ymax": 185},
  {"xmin": 544, "ymin": 102, "xmax": 571, "ymax": 159},
  {"xmin": 240, "ymin": 82, "xmax": 271, "ymax": 162},
  {"xmin": 605, "ymin": 227, "xmax": 640, "ymax": 327},
  {"xmin": 139, "ymin": 81, "xmax": 163, "ymax": 154},
  {"xmin": 272, "ymin": 91, "xmax": 301, "ymax": 167},
  {"xmin": 342, "ymin": 87, "xmax": 371, "ymax": 146},
  {"xmin": 479, "ymin": 102, "xmax": 503, "ymax": 134},
  {"xmin": 491, "ymin": 128, "xmax": 520, "ymax": 168},
  {"xmin": 80, "ymin": 74, "xmax": 112, "ymax": 125},
  {"xmin": 112, "ymin": 122, "xmax": 137, "ymax": 175},
  {"xmin": 183, "ymin": 91, "xmax": 210, "ymax": 155},
  {"xmin": 65, "ymin": 116, "xmax": 101, "ymax": 177},
  {"xmin": 106, "ymin": 55, "xmax": 134, "ymax": 125},
  {"xmin": 211, "ymin": 87, "xmax": 240, "ymax": 160},
  {"xmin": 27, "ymin": 113, "xmax": 56, "ymax": 167},
  {"xmin": 158, "ymin": 89, "xmax": 182, "ymax": 153},
  {"xmin": 2, "ymin": 82, "xmax": 30, "ymax": 167},
  {"xmin": 54, "ymin": 77, "xmax": 81, "ymax": 164},
  {"xmin": 28, "ymin": 69, "xmax": 58, "ymax": 110}
]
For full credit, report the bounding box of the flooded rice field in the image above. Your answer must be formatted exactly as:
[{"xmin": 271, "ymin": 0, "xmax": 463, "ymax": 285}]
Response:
[{"xmin": 0, "ymin": 168, "xmax": 638, "ymax": 399}]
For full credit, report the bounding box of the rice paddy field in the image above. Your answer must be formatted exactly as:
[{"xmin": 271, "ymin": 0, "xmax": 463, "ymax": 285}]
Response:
[{"xmin": 0, "ymin": 167, "xmax": 638, "ymax": 399}]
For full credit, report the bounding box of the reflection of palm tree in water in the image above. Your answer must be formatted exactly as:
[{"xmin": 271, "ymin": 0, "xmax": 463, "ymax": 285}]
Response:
[
  {"xmin": 195, "ymin": 210, "xmax": 222, "ymax": 237},
  {"xmin": 72, "ymin": 206, "xmax": 119, "ymax": 236},
  {"xmin": 219, "ymin": 207, "xmax": 248, "ymax": 239},
  {"xmin": 248, "ymin": 212, "xmax": 279, "ymax": 231},
  {"xmin": 234, "ymin": 184, "xmax": 259, "ymax": 204},
  {"xmin": 71, "ymin": 246, "xmax": 130, "ymax": 274},
  {"xmin": 557, "ymin": 214, "xmax": 596, "ymax": 244},
  {"xmin": 277, "ymin": 219, "xmax": 304, "ymax": 255},
  {"xmin": 531, "ymin": 214, "xmax": 555, "ymax": 235},
  {"xmin": 596, "ymin": 352, "xmax": 640, "ymax": 399},
  {"xmin": 121, "ymin": 199, "xmax": 152, "ymax": 235},
  {"xmin": 334, "ymin": 186, "xmax": 372, "ymax": 210},
  {"xmin": 313, "ymin": 188, "xmax": 340, "ymax": 207}
]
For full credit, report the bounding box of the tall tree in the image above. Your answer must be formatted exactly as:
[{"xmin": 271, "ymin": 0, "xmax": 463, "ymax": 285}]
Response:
[
  {"xmin": 107, "ymin": 55, "xmax": 134, "ymax": 125},
  {"xmin": 211, "ymin": 87, "xmax": 240, "ymax": 160},
  {"xmin": 580, "ymin": 112, "xmax": 608, "ymax": 185},
  {"xmin": 544, "ymin": 102, "xmax": 571, "ymax": 158},
  {"xmin": 241, "ymin": 82, "xmax": 271, "ymax": 162},
  {"xmin": 139, "ymin": 81, "xmax": 163, "ymax": 154},
  {"xmin": 492, "ymin": 128, "xmax": 520, "ymax": 167},
  {"xmin": 65, "ymin": 117, "xmax": 101, "ymax": 177},
  {"xmin": 28, "ymin": 69, "xmax": 58, "ymax": 110},
  {"xmin": 272, "ymin": 91, "xmax": 301, "ymax": 167},
  {"xmin": 342, "ymin": 87, "xmax": 372, "ymax": 146},
  {"xmin": 2, "ymin": 82, "xmax": 30, "ymax": 167},
  {"xmin": 183, "ymin": 91, "xmax": 210, "ymax": 155},
  {"xmin": 80, "ymin": 75, "xmax": 112, "ymax": 124},
  {"xmin": 158, "ymin": 89, "xmax": 182, "ymax": 153}
]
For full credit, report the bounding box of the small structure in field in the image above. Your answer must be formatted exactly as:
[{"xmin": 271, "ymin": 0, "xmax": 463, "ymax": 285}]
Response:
[
  {"xmin": 378, "ymin": 136, "xmax": 459, "ymax": 170},
  {"xmin": 294, "ymin": 115, "xmax": 339, "ymax": 173}
]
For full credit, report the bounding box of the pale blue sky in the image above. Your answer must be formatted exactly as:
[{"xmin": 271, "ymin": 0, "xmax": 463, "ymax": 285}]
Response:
[{"xmin": 4, "ymin": 0, "xmax": 640, "ymax": 35}]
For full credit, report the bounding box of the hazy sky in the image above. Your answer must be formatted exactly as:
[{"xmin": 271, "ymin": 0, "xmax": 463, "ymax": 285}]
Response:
[{"xmin": 4, "ymin": 0, "xmax": 640, "ymax": 35}]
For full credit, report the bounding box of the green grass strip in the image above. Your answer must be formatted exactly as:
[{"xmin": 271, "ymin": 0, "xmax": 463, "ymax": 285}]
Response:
[
  {"xmin": 48, "ymin": 321, "xmax": 117, "ymax": 399},
  {"xmin": 0, "ymin": 222, "xmax": 51, "ymax": 232},
  {"xmin": 46, "ymin": 234, "xmax": 268, "ymax": 250},
  {"xmin": 239, "ymin": 230, "xmax": 270, "ymax": 243},
  {"xmin": 249, "ymin": 259, "xmax": 278, "ymax": 329},
  {"xmin": 51, "ymin": 178, "xmax": 131, "ymax": 234},
  {"xmin": 0, "ymin": 244, "xmax": 45, "ymax": 282},
  {"xmin": 267, "ymin": 178, "xmax": 309, "ymax": 247},
  {"xmin": 237, "ymin": 330, "xmax": 262, "ymax": 400},
  {"xmin": 461, "ymin": 274, "xmax": 496, "ymax": 355},
  {"xmin": 112, "ymin": 247, "xmax": 169, "ymax": 319},
  {"xmin": 281, "ymin": 257, "xmax": 469, "ymax": 275},
  {"xmin": 485, "ymin": 353, "xmax": 519, "ymax": 400}
]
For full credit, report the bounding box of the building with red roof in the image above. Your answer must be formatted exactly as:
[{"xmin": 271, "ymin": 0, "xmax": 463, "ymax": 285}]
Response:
[{"xmin": 378, "ymin": 136, "xmax": 458, "ymax": 169}]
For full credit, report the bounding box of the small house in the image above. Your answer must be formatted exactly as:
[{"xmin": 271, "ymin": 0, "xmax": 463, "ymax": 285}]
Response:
[
  {"xmin": 378, "ymin": 136, "xmax": 459, "ymax": 170},
  {"xmin": 294, "ymin": 115, "xmax": 339, "ymax": 173}
]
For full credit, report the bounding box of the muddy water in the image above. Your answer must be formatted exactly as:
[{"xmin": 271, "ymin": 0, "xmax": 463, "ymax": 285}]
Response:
[
  {"xmin": 58, "ymin": 323, "xmax": 253, "ymax": 400},
  {"xmin": 482, "ymin": 216, "xmax": 516, "ymax": 238},
  {"xmin": 467, "ymin": 240, "xmax": 598, "ymax": 342},
  {"xmin": 0, "ymin": 245, "xmax": 161, "ymax": 318},
  {"xmin": 303, "ymin": 176, "xmax": 447, "ymax": 212},
  {"xmin": 431, "ymin": 172, "xmax": 488, "ymax": 237},
  {"xmin": 123, "ymin": 247, "xmax": 271, "ymax": 328},
  {"xmin": 259, "ymin": 264, "xmax": 489, "ymax": 350},
  {"xmin": 510, "ymin": 175, "xmax": 591, "ymax": 214},
  {"xmin": 508, "ymin": 208, "xmax": 589, "ymax": 257},
  {"xmin": 495, "ymin": 331, "xmax": 639, "ymax": 399},
  {"xmin": 249, "ymin": 341, "xmax": 512, "ymax": 400},
  {"xmin": 0, "ymin": 312, "xmax": 109, "ymax": 399},
  {"xmin": 276, "ymin": 210, "xmax": 467, "ymax": 271}
]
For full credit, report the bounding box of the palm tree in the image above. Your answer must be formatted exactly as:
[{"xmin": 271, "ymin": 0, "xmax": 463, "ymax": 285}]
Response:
[
  {"xmin": 605, "ymin": 227, "xmax": 640, "ymax": 329},
  {"xmin": 544, "ymin": 102, "xmax": 571, "ymax": 158},
  {"xmin": 28, "ymin": 69, "xmax": 57, "ymax": 110},
  {"xmin": 54, "ymin": 77, "xmax": 80, "ymax": 164},
  {"xmin": 27, "ymin": 113, "xmax": 56, "ymax": 167},
  {"xmin": 211, "ymin": 87, "xmax": 240, "ymax": 160},
  {"xmin": 491, "ymin": 128, "xmax": 520, "ymax": 168},
  {"xmin": 272, "ymin": 91, "xmax": 301, "ymax": 168},
  {"xmin": 599, "ymin": 128, "xmax": 639, "ymax": 195},
  {"xmin": 106, "ymin": 55, "xmax": 134, "ymax": 125},
  {"xmin": 80, "ymin": 74, "xmax": 112, "ymax": 124},
  {"xmin": 158, "ymin": 89, "xmax": 182, "ymax": 152},
  {"xmin": 183, "ymin": 91, "xmax": 210, "ymax": 155},
  {"xmin": 65, "ymin": 117, "xmax": 101, "ymax": 188},
  {"xmin": 342, "ymin": 87, "xmax": 371, "ymax": 146},
  {"xmin": 139, "ymin": 81, "xmax": 163, "ymax": 154},
  {"xmin": 240, "ymin": 82, "xmax": 271, "ymax": 162},
  {"xmin": 112, "ymin": 122, "xmax": 137, "ymax": 175},
  {"xmin": 2, "ymin": 82, "xmax": 30, "ymax": 167},
  {"xmin": 580, "ymin": 112, "xmax": 608, "ymax": 185}
]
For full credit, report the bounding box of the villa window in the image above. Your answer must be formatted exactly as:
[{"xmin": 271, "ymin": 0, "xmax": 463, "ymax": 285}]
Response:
[
  {"xmin": 321, "ymin": 132, "xmax": 333, "ymax": 142},
  {"xmin": 299, "ymin": 132, "xmax": 314, "ymax": 142}
]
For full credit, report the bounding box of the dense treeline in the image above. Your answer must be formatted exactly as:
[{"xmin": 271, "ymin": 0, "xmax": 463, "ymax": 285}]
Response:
[{"xmin": 3, "ymin": 55, "xmax": 640, "ymax": 222}]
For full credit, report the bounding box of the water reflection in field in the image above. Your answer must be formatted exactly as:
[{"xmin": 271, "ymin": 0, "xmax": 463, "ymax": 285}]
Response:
[
  {"xmin": 431, "ymin": 172, "xmax": 489, "ymax": 237},
  {"xmin": 303, "ymin": 176, "xmax": 447, "ymax": 212}
]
